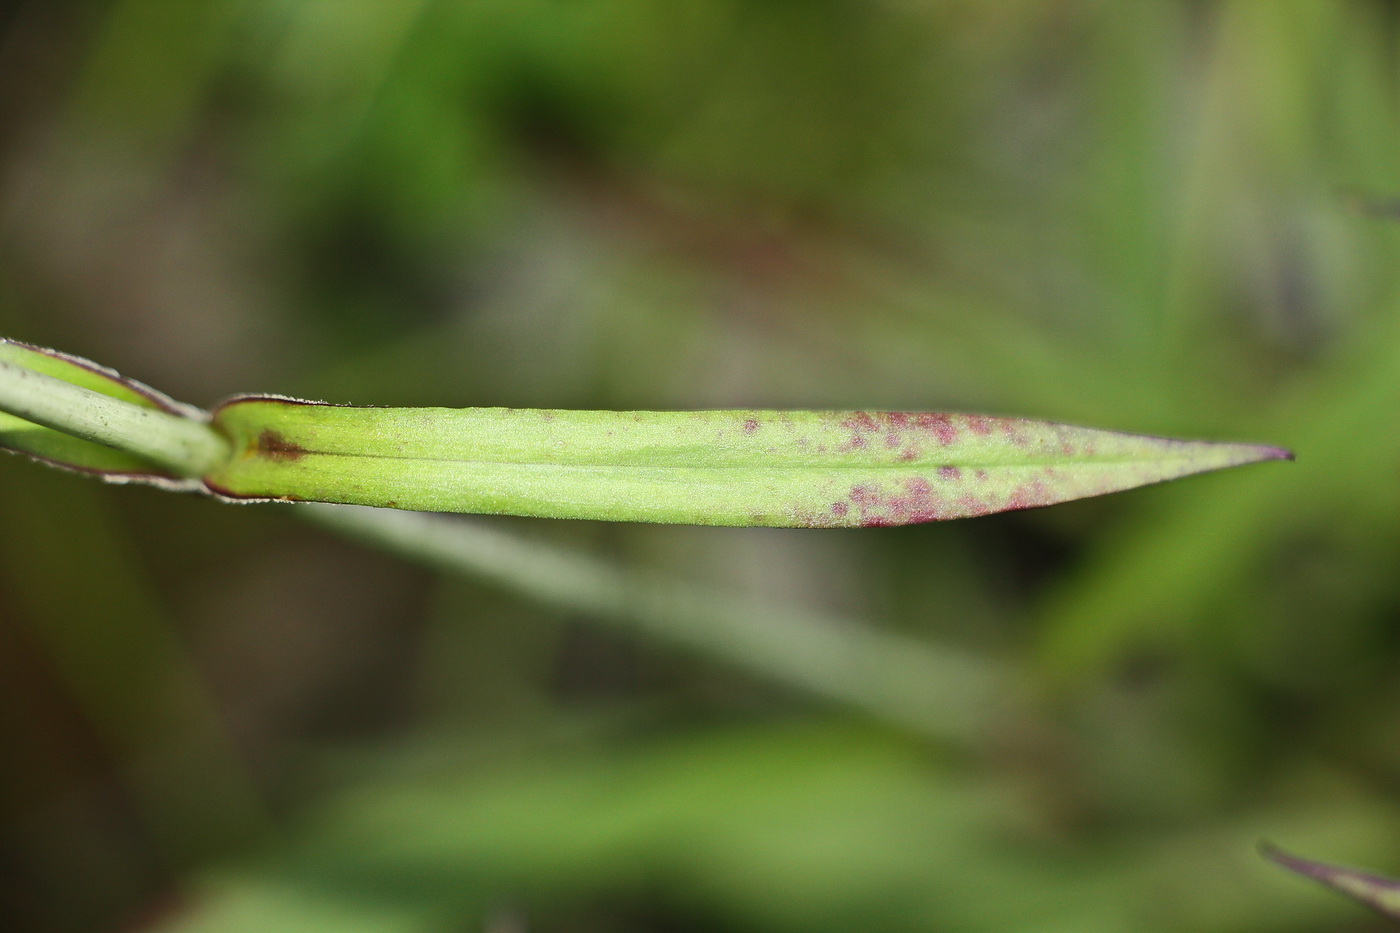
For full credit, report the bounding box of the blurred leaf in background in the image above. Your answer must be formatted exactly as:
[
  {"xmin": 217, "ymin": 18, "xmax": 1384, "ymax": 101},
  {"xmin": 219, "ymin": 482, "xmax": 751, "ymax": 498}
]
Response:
[{"xmin": 2, "ymin": 1, "xmax": 1400, "ymax": 931}]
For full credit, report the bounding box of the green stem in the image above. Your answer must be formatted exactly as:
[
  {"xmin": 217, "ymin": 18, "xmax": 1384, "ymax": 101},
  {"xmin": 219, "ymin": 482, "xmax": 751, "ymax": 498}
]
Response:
[{"xmin": 0, "ymin": 358, "xmax": 229, "ymax": 477}]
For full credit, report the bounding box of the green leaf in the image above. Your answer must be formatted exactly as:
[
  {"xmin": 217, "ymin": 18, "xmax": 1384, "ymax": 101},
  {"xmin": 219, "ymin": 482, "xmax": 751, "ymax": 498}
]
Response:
[
  {"xmin": 1263, "ymin": 844, "xmax": 1400, "ymax": 920},
  {"xmin": 0, "ymin": 339, "xmax": 202, "ymax": 486},
  {"xmin": 204, "ymin": 397, "xmax": 1291, "ymax": 527}
]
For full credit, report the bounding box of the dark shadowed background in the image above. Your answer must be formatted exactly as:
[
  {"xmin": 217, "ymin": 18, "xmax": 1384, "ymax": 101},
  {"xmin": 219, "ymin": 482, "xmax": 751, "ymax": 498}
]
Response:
[{"xmin": 2, "ymin": 1, "xmax": 1400, "ymax": 931}]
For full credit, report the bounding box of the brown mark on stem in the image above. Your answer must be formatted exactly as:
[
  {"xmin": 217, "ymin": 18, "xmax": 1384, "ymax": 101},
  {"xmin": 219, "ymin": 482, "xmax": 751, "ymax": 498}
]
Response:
[{"xmin": 254, "ymin": 429, "xmax": 308, "ymax": 462}]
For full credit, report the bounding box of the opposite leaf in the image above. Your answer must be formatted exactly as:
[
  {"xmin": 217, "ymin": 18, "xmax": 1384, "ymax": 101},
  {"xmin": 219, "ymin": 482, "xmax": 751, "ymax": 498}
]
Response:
[
  {"xmin": 203, "ymin": 397, "xmax": 1291, "ymax": 527},
  {"xmin": 0, "ymin": 339, "xmax": 203, "ymax": 488}
]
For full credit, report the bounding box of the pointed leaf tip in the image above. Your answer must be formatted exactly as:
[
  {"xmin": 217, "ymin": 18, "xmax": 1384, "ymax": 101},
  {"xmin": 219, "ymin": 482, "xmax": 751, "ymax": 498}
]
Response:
[{"xmin": 1263, "ymin": 844, "xmax": 1400, "ymax": 920}]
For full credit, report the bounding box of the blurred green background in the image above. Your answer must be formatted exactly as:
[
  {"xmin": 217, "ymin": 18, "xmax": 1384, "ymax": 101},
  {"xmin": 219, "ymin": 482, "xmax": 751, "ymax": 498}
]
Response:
[{"xmin": 3, "ymin": 1, "xmax": 1400, "ymax": 930}]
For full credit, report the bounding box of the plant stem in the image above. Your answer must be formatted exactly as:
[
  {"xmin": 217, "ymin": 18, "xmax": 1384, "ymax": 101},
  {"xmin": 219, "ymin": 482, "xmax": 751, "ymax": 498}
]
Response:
[{"xmin": 0, "ymin": 359, "xmax": 229, "ymax": 477}]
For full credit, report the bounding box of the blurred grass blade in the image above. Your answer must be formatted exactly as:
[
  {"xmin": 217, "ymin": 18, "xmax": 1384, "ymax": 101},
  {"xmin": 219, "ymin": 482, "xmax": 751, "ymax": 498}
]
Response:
[
  {"xmin": 301, "ymin": 503, "xmax": 1011, "ymax": 743},
  {"xmin": 1263, "ymin": 845, "xmax": 1400, "ymax": 920},
  {"xmin": 208, "ymin": 398, "xmax": 1291, "ymax": 527}
]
